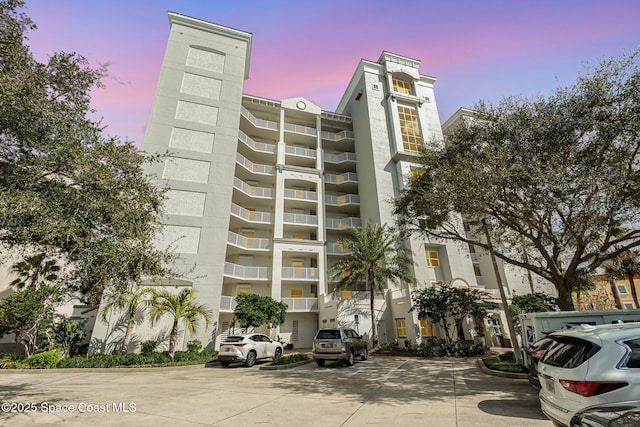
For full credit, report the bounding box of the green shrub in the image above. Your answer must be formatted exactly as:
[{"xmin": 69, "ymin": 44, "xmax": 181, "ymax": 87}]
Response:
[
  {"xmin": 186, "ymin": 339, "xmax": 202, "ymax": 353},
  {"xmin": 55, "ymin": 350, "xmax": 218, "ymax": 368},
  {"xmin": 140, "ymin": 340, "xmax": 159, "ymax": 355},
  {"xmin": 28, "ymin": 350, "xmax": 62, "ymax": 369},
  {"xmin": 416, "ymin": 339, "xmax": 487, "ymax": 357},
  {"xmin": 498, "ymin": 351, "xmax": 516, "ymax": 362},
  {"xmin": 0, "ymin": 353, "xmax": 27, "ymax": 369},
  {"xmin": 271, "ymin": 353, "xmax": 308, "ymax": 365}
]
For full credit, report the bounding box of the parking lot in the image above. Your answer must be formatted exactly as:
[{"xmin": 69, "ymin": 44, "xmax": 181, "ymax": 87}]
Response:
[{"xmin": 0, "ymin": 356, "xmax": 551, "ymax": 426}]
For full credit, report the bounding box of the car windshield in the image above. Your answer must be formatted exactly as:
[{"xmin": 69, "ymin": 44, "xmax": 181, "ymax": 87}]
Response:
[{"xmin": 316, "ymin": 330, "xmax": 341, "ymax": 339}]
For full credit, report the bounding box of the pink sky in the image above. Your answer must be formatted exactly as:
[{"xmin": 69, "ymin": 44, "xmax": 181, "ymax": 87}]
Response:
[{"xmin": 24, "ymin": 0, "xmax": 640, "ymax": 146}]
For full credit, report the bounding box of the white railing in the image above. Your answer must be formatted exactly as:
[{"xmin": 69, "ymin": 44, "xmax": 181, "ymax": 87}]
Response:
[
  {"xmin": 236, "ymin": 153, "xmax": 275, "ymax": 175},
  {"xmin": 325, "ymin": 172, "xmax": 358, "ymax": 184},
  {"xmin": 230, "ymin": 203, "xmax": 273, "ymax": 223},
  {"xmin": 241, "ymin": 106, "xmax": 278, "ymax": 131},
  {"xmin": 227, "ymin": 231, "xmax": 271, "ymax": 250},
  {"xmin": 392, "ymin": 288, "xmax": 409, "ymax": 299},
  {"xmin": 325, "ymin": 194, "xmax": 360, "ymax": 205},
  {"xmin": 285, "ymin": 145, "xmax": 316, "ymax": 158},
  {"xmin": 326, "ymin": 242, "xmax": 351, "ymax": 255},
  {"xmin": 284, "ymin": 188, "xmax": 318, "ymax": 201},
  {"xmin": 238, "ymin": 131, "xmax": 276, "ymax": 154},
  {"xmin": 281, "ymin": 267, "xmax": 319, "ymax": 280},
  {"xmin": 340, "ymin": 291, "xmax": 385, "ymax": 300},
  {"xmin": 233, "ymin": 177, "xmax": 273, "ymax": 198},
  {"xmin": 283, "ymin": 212, "xmax": 318, "ymax": 225},
  {"xmin": 283, "ymin": 122, "xmax": 317, "ymax": 137},
  {"xmin": 219, "ymin": 295, "xmax": 237, "ymax": 312},
  {"xmin": 321, "ymin": 130, "xmax": 355, "ymax": 141},
  {"xmin": 324, "ymin": 152, "xmax": 356, "ymax": 163},
  {"xmin": 281, "ymin": 297, "xmax": 319, "ymax": 312},
  {"xmin": 326, "ymin": 217, "xmax": 361, "ymax": 229},
  {"xmin": 224, "ymin": 262, "xmax": 270, "ymax": 280}
]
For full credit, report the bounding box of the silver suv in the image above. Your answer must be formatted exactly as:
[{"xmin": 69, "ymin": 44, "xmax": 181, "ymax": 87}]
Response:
[{"xmin": 312, "ymin": 328, "xmax": 368, "ymax": 367}]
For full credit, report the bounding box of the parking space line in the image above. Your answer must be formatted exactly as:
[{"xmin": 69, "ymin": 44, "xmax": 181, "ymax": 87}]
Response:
[{"xmin": 389, "ymin": 360, "xmax": 410, "ymax": 375}]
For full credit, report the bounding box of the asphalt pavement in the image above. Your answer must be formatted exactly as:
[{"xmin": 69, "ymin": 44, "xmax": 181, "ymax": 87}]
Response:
[{"xmin": 0, "ymin": 355, "xmax": 551, "ymax": 426}]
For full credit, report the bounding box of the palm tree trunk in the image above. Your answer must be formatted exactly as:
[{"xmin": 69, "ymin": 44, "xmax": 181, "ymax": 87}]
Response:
[
  {"xmin": 121, "ymin": 321, "xmax": 135, "ymax": 354},
  {"xmin": 609, "ymin": 278, "xmax": 623, "ymax": 309},
  {"xmin": 628, "ymin": 274, "xmax": 640, "ymax": 308},
  {"xmin": 370, "ymin": 284, "xmax": 378, "ymax": 348},
  {"xmin": 169, "ymin": 320, "xmax": 179, "ymax": 359}
]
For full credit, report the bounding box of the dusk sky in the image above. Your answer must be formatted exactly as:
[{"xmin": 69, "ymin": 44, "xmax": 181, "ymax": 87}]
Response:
[{"xmin": 24, "ymin": 0, "xmax": 640, "ymax": 146}]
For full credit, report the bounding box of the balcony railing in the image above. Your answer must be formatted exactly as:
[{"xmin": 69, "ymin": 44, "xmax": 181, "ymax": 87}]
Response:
[
  {"xmin": 236, "ymin": 153, "xmax": 275, "ymax": 175},
  {"xmin": 241, "ymin": 106, "xmax": 278, "ymax": 131},
  {"xmin": 320, "ymin": 130, "xmax": 355, "ymax": 141},
  {"xmin": 325, "ymin": 172, "xmax": 358, "ymax": 184},
  {"xmin": 230, "ymin": 203, "xmax": 273, "ymax": 224},
  {"xmin": 324, "ymin": 152, "xmax": 356, "ymax": 163},
  {"xmin": 326, "ymin": 242, "xmax": 351, "ymax": 255},
  {"xmin": 391, "ymin": 288, "xmax": 409, "ymax": 299},
  {"xmin": 325, "ymin": 194, "xmax": 360, "ymax": 206},
  {"xmin": 281, "ymin": 297, "xmax": 319, "ymax": 312},
  {"xmin": 224, "ymin": 262, "xmax": 270, "ymax": 280},
  {"xmin": 233, "ymin": 177, "xmax": 273, "ymax": 198},
  {"xmin": 238, "ymin": 131, "xmax": 276, "ymax": 154},
  {"xmin": 219, "ymin": 295, "xmax": 237, "ymax": 312},
  {"xmin": 283, "ymin": 122, "xmax": 317, "ymax": 137},
  {"xmin": 326, "ymin": 217, "xmax": 361, "ymax": 229},
  {"xmin": 227, "ymin": 231, "xmax": 271, "ymax": 250},
  {"xmin": 281, "ymin": 267, "xmax": 319, "ymax": 280},
  {"xmin": 283, "ymin": 212, "xmax": 318, "ymax": 225},
  {"xmin": 284, "ymin": 188, "xmax": 318, "ymax": 202},
  {"xmin": 285, "ymin": 145, "xmax": 316, "ymax": 158}
]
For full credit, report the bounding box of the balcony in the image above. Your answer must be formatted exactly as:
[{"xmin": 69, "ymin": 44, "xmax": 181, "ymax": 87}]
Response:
[
  {"xmin": 219, "ymin": 295, "xmax": 237, "ymax": 312},
  {"xmin": 241, "ymin": 106, "xmax": 278, "ymax": 132},
  {"xmin": 224, "ymin": 262, "xmax": 270, "ymax": 280},
  {"xmin": 285, "ymin": 145, "xmax": 316, "ymax": 159},
  {"xmin": 325, "ymin": 172, "xmax": 358, "ymax": 184},
  {"xmin": 227, "ymin": 231, "xmax": 271, "ymax": 251},
  {"xmin": 321, "ymin": 130, "xmax": 354, "ymax": 141},
  {"xmin": 238, "ymin": 131, "xmax": 276, "ymax": 155},
  {"xmin": 324, "ymin": 152, "xmax": 356, "ymax": 164},
  {"xmin": 230, "ymin": 203, "xmax": 272, "ymax": 224},
  {"xmin": 326, "ymin": 242, "xmax": 351, "ymax": 256},
  {"xmin": 284, "ymin": 188, "xmax": 318, "ymax": 202},
  {"xmin": 233, "ymin": 177, "xmax": 273, "ymax": 199},
  {"xmin": 283, "ymin": 212, "xmax": 318, "ymax": 226},
  {"xmin": 281, "ymin": 297, "xmax": 319, "ymax": 312},
  {"xmin": 326, "ymin": 217, "xmax": 361, "ymax": 230},
  {"xmin": 281, "ymin": 267, "xmax": 319, "ymax": 280},
  {"xmin": 236, "ymin": 153, "xmax": 275, "ymax": 176},
  {"xmin": 284, "ymin": 122, "xmax": 317, "ymax": 137},
  {"xmin": 325, "ymin": 194, "xmax": 360, "ymax": 206}
]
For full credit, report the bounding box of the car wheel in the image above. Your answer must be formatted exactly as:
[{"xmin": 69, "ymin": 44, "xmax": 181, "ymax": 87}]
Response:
[
  {"xmin": 316, "ymin": 359, "xmax": 325, "ymax": 367},
  {"xmin": 346, "ymin": 351, "xmax": 355, "ymax": 366},
  {"xmin": 274, "ymin": 347, "xmax": 282, "ymax": 359},
  {"xmin": 245, "ymin": 351, "xmax": 257, "ymax": 367},
  {"xmin": 220, "ymin": 361, "xmax": 230, "ymax": 367},
  {"xmin": 361, "ymin": 347, "xmax": 368, "ymax": 361}
]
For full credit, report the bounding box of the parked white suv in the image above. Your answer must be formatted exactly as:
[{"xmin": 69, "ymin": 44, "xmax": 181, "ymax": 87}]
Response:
[
  {"xmin": 537, "ymin": 323, "xmax": 640, "ymax": 427},
  {"xmin": 218, "ymin": 333, "xmax": 283, "ymax": 367}
]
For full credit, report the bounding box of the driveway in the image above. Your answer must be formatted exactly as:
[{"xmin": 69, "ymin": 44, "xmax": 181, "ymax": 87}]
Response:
[{"xmin": 0, "ymin": 356, "xmax": 551, "ymax": 426}]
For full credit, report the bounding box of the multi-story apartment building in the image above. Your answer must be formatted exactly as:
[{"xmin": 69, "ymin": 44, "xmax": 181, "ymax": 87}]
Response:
[{"xmin": 89, "ymin": 12, "xmax": 546, "ymax": 352}]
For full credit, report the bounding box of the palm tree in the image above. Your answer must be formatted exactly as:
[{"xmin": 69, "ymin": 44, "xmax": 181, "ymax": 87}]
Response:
[
  {"xmin": 619, "ymin": 252, "xmax": 640, "ymax": 308},
  {"xmin": 100, "ymin": 286, "xmax": 151, "ymax": 354},
  {"xmin": 10, "ymin": 253, "xmax": 61, "ymax": 289},
  {"xmin": 330, "ymin": 221, "xmax": 414, "ymax": 347},
  {"xmin": 602, "ymin": 256, "xmax": 624, "ymax": 309},
  {"xmin": 148, "ymin": 288, "xmax": 213, "ymax": 359}
]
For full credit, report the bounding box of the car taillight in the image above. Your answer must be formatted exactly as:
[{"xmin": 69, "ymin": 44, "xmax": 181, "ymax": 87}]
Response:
[
  {"xmin": 559, "ymin": 380, "xmax": 628, "ymax": 397},
  {"xmin": 531, "ymin": 350, "xmax": 546, "ymax": 359},
  {"xmin": 232, "ymin": 343, "xmax": 246, "ymax": 347}
]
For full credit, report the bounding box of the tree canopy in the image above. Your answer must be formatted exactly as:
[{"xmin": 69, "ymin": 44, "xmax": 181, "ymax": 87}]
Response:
[
  {"xmin": 232, "ymin": 293, "xmax": 287, "ymax": 333},
  {"xmin": 0, "ymin": 0, "xmax": 175, "ymax": 303},
  {"xmin": 395, "ymin": 49, "xmax": 640, "ymax": 311}
]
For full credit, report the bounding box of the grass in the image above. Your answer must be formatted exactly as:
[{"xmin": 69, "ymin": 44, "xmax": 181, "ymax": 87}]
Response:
[
  {"xmin": 482, "ymin": 355, "xmax": 527, "ymax": 373},
  {"xmin": 270, "ymin": 353, "xmax": 308, "ymax": 366}
]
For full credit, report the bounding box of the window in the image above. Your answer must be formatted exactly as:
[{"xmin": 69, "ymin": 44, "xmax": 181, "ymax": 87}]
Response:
[
  {"xmin": 392, "ymin": 79, "xmax": 413, "ymax": 95},
  {"xmin": 292, "ymin": 258, "xmax": 304, "ymax": 278},
  {"xmin": 618, "ymin": 285, "xmax": 629, "ymax": 294},
  {"xmin": 397, "ymin": 105, "xmax": 422, "ymax": 154},
  {"xmin": 491, "ymin": 318, "xmax": 502, "ymax": 335},
  {"xmin": 473, "ymin": 264, "xmax": 482, "ymax": 277},
  {"xmin": 291, "ymin": 288, "xmax": 303, "ymax": 298},
  {"xmin": 236, "ymin": 285, "xmax": 250, "ymax": 296},
  {"xmin": 396, "ymin": 318, "xmax": 407, "ymax": 337},
  {"xmin": 625, "ymin": 303, "xmax": 636, "ymax": 309},
  {"xmin": 419, "ymin": 319, "xmax": 434, "ymax": 337},
  {"xmin": 425, "ymin": 250, "xmax": 439, "ymax": 267},
  {"xmin": 409, "ymin": 167, "xmax": 424, "ymax": 182},
  {"xmin": 317, "ymin": 330, "xmax": 340, "ymax": 339},
  {"xmin": 542, "ymin": 337, "xmax": 600, "ymax": 369},
  {"xmin": 430, "ymin": 281, "xmax": 444, "ymax": 287},
  {"xmin": 292, "ymin": 320, "xmax": 299, "ymax": 342},
  {"xmin": 341, "ymin": 290, "xmax": 352, "ymax": 299},
  {"xmin": 624, "ymin": 338, "xmax": 640, "ymax": 368},
  {"xmin": 291, "ymin": 234, "xmax": 304, "ymax": 240}
]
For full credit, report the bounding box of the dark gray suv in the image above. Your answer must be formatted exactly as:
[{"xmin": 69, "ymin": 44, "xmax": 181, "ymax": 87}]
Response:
[{"xmin": 312, "ymin": 328, "xmax": 368, "ymax": 367}]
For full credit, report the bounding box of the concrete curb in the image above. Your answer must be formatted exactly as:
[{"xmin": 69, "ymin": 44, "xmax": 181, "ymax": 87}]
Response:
[
  {"xmin": 477, "ymin": 358, "xmax": 528, "ymax": 379},
  {"xmin": 259, "ymin": 358, "xmax": 314, "ymax": 370}
]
